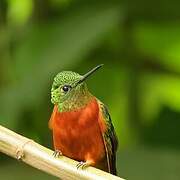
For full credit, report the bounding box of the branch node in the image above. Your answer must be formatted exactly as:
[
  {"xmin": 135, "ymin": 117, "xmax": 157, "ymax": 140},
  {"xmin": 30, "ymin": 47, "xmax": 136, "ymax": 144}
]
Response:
[
  {"xmin": 16, "ymin": 148, "xmax": 24, "ymax": 160},
  {"xmin": 15, "ymin": 139, "xmax": 34, "ymax": 160}
]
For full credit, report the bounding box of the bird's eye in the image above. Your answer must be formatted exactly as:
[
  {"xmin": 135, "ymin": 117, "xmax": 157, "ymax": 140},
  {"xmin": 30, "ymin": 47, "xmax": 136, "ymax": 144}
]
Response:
[{"xmin": 61, "ymin": 85, "xmax": 71, "ymax": 93}]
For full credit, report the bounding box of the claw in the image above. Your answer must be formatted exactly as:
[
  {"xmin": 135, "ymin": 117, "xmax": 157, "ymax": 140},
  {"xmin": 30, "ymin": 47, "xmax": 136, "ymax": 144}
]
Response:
[
  {"xmin": 76, "ymin": 161, "xmax": 89, "ymax": 169},
  {"xmin": 53, "ymin": 150, "xmax": 63, "ymax": 158}
]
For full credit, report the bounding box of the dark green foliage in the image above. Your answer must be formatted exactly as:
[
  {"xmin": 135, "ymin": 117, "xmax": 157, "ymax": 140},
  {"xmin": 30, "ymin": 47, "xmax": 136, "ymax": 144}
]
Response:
[{"xmin": 0, "ymin": 0, "xmax": 180, "ymax": 179}]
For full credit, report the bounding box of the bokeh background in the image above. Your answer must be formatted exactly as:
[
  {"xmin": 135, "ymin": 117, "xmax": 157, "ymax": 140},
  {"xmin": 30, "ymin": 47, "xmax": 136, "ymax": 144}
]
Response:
[{"xmin": 1, "ymin": 0, "xmax": 180, "ymax": 179}]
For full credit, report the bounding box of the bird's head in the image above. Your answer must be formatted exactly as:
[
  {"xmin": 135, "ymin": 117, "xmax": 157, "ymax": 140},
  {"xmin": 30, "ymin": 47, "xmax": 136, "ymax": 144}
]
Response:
[{"xmin": 51, "ymin": 64, "xmax": 103, "ymax": 111}]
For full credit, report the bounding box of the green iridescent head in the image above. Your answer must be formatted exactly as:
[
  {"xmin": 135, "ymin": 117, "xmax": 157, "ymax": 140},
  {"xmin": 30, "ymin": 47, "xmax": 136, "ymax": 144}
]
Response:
[{"xmin": 51, "ymin": 64, "xmax": 103, "ymax": 112}]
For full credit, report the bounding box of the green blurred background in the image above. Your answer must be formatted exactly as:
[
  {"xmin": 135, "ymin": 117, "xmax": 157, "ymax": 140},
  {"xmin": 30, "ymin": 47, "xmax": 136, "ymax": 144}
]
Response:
[{"xmin": 1, "ymin": 0, "xmax": 180, "ymax": 179}]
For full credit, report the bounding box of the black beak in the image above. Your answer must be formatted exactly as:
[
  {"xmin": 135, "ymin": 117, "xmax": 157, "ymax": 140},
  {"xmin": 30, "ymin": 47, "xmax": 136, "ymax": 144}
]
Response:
[{"xmin": 77, "ymin": 64, "xmax": 104, "ymax": 85}]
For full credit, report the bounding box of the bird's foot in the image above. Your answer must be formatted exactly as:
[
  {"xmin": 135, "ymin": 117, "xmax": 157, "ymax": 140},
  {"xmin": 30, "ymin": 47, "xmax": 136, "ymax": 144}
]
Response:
[
  {"xmin": 76, "ymin": 161, "xmax": 89, "ymax": 170},
  {"xmin": 53, "ymin": 150, "xmax": 63, "ymax": 158}
]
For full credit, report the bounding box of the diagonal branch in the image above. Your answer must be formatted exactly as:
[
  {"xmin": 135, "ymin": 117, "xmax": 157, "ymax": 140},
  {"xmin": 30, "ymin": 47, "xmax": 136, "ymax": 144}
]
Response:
[{"xmin": 0, "ymin": 125, "xmax": 124, "ymax": 180}]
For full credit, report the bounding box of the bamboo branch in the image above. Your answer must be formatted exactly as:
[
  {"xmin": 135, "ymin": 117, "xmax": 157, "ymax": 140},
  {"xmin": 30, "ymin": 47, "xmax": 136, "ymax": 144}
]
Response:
[{"xmin": 0, "ymin": 125, "xmax": 124, "ymax": 180}]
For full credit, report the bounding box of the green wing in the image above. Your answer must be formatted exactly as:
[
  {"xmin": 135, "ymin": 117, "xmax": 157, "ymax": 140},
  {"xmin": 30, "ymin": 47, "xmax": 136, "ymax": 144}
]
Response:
[{"xmin": 98, "ymin": 100, "xmax": 118, "ymax": 175}]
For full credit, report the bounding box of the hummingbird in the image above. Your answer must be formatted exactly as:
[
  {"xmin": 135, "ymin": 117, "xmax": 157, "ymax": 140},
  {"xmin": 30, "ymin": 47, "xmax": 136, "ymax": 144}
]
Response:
[{"xmin": 49, "ymin": 64, "xmax": 118, "ymax": 175}]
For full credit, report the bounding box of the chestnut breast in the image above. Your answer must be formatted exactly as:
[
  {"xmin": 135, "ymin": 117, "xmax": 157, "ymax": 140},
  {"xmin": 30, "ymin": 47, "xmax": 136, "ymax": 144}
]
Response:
[{"xmin": 52, "ymin": 98, "xmax": 105, "ymax": 163}]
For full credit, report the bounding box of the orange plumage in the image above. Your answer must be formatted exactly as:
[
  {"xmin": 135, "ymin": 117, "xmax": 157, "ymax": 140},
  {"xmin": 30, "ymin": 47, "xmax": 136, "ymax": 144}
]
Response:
[{"xmin": 49, "ymin": 98, "xmax": 106, "ymax": 166}]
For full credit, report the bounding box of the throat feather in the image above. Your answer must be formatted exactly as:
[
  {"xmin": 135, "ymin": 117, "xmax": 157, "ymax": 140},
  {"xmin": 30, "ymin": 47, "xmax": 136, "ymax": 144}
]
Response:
[{"xmin": 58, "ymin": 90, "xmax": 93, "ymax": 112}]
